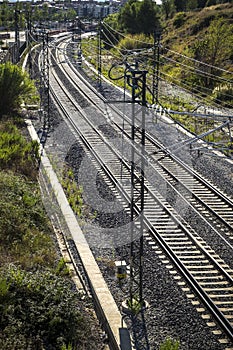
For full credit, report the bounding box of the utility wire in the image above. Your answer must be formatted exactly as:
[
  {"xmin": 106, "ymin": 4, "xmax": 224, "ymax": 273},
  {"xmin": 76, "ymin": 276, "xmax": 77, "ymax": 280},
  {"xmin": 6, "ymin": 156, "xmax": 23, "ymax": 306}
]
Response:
[
  {"xmin": 160, "ymin": 55, "xmax": 233, "ymax": 85},
  {"xmin": 163, "ymin": 47, "xmax": 233, "ymax": 76},
  {"xmin": 160, "ymin": 72, "xmax": 228, "ymax": 108}
]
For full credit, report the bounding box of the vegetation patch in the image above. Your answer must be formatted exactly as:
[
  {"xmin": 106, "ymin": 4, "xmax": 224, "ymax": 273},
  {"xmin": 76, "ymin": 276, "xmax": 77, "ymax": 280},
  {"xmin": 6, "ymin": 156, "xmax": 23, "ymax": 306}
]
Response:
[
  {"xmin": 0, "ymin": 117, "xmax": 102, "ymax": 348},
  {"xmin": 0, "ymin": 170, "xmax": 57, "ymax": 268},
  {"xmin": 0, "ymin": 62, "xmax": 38, "ymax": 117},
  {"xmin": 0, "ymin": 265, "xmax": 99, "ymax": 350},
  {"xmin": 0, "ymin": 121, "xmax": 39, "ymax": 178}
]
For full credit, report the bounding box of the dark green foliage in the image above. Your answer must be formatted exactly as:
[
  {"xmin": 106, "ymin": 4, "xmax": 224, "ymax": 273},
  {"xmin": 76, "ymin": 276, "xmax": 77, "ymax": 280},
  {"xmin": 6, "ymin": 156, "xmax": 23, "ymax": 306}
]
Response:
[
  {"xmin": 174, "ymin": 0, "xmax": 187, "ymax": 11},
  {"xmin": 118, "ymin": 0, "xmax": 139, "ymax": 34},
  {"xmin": 0, "ymin": 62, "xmax": 38, "ymax": 117},
  {"xmin": 161, "ymin": 0, "xmax": 176, "ymax": 19},
  {"xmin": 172, "ymin": 12, "xmax": 187, "ymax": 27},
  {"xmin": 0, "ymin": 266, "xmax": 92, "ymax": 350},
  {"xmin": 197, "ymin": 0, "xmax": 208, "ymax": 7},
  {"xmin": 0, "ymin": 122, "xmax": 39, "ymax": 177},
  {"xmin": 0, "ymin": 1, "xmax": 11, "ymax": 28},
  {"xmin": 118, "ymin": 0, "xmax": 161, "ymax": 35}
]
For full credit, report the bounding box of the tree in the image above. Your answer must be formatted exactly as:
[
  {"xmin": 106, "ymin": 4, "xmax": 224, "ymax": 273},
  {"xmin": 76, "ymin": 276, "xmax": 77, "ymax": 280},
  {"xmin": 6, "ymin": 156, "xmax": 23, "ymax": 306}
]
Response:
[
  {"xmin": 178, "ymin": 16, "xmax": 233, "ymax": 96},
  {"xmin": 0, "ymin": 1, "xmax": 11, "ymax": 28},
  {"xmin": 174, "ymin": 0, "xmax": 187, "ymax": 11},
  {"xmin": 197, "ymin": 0, "xmax": 208, "ymax": 7},
  {"xmin": 66, "ymin": 8, "xmax": 77, "ymax": 21},
  {"xmin": 0, "ymin": 62, "xmax": 38, "ymax": 118},
  {"xmin": 190, "ymin": 17, "xmax": 233, "ymax": 90},
  {"xmin": 118, "ymin": 0, "xmax": 160, "ymax": 35},
  {"xmin": 137, "ymin": 0, "xmax": 160, "ymax": 34},
  {"xmin": 118, "ymin": 0, "xmax": 139, "ymax": 34},
  {"xmin": 161, "ymin": 0, "xmax": 176, "ymax": 19},
  {"xmin": 187, "ymin": 0, "xmax": 198, "ymax": 9}
]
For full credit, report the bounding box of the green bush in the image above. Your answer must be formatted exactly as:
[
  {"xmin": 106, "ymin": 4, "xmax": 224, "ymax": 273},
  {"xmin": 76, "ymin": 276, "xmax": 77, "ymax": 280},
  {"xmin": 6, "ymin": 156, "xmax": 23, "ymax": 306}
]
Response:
[
  {"xmin": 0, "ymin": 121, "xmax": 39, "ymax": 178},
  {"xmin": 173, "ymin": 12, "xmax": 186, "ymax": 28},
  {"xmin": 118, "ymin": 33, "xmax": 153, "ymax": 54},
  {"xmin": 159, "ymin": 337, "xmax": 180, "ymax": 350},
  {"xmin": 0, "ymin": 62, "xmax": 38, "ymax": 117},
  {"xmin": 0, "ymin": 266, "xmax": 94, "ymax": 350}
]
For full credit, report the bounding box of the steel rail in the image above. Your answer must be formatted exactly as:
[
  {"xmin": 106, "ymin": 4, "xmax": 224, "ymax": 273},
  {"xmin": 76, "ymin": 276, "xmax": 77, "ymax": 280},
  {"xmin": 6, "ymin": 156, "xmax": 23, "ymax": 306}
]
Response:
[
  {"xmin": 55, "ymin": 39, "xmax": 233, "ymax": 242},
  {"xmin": 47, "ymin": 55, "xmax": 233, "ymax": 342}
]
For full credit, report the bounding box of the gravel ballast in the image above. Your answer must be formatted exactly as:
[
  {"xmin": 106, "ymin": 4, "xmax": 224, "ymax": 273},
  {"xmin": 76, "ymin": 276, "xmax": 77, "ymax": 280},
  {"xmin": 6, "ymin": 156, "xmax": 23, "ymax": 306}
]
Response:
[{"xmin": 29, "ymin": 53, "xmax": 233, "ymax": 350}]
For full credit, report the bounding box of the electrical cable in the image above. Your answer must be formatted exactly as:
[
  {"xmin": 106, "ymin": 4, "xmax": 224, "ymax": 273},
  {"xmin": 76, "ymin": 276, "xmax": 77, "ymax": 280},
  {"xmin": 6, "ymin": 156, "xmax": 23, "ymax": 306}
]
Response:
[
  {"xmin": 160, "ymin": 54, "xmax": 233, "ymax": 85},
  {"xmin": 163, "ymin": 47, "xmax": 233, "ymax": 76}
]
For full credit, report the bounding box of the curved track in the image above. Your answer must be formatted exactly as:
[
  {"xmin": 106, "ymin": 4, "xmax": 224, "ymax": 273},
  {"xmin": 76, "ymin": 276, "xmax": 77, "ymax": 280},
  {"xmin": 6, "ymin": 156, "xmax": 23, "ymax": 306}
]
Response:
[
  {"xmin": 39, "ymin": 37, "xmax": 233, "ymax": 345},
  {"xmin": 56, "ymin": 40, "xmax": 233, "ymax": 242}
]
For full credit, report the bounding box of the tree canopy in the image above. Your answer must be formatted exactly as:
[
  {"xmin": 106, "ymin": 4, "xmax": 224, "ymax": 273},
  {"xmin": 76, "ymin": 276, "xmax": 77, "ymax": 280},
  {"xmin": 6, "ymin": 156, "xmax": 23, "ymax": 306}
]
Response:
[
  {"xmin": 118, "ymin": 0, "xmax": 161, "ymax": 35},
  {"xmin": 188, "ymin": 17, "xmax": 233, "ymax": 90}
]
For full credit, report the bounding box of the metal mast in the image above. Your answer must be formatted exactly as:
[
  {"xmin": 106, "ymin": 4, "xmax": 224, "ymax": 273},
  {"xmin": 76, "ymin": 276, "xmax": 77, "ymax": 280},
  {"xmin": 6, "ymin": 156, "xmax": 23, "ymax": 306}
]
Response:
[
  {"xmin": 77, "ymin": 19, "xmax": 82, "ymax": 67},
  {"xmin": 152, "ymin": 30, "xmax": 162, "ymax": 105},
  {"xmin": 108, "ymin": 59, "xmax": 150, "ymax": 349},
  {"xmin": 97, "ymin": 19, "xmax": 102, "ymax": 88},
  {"xmin": 40, "ymin": 29, "xmax": 50, "ymax": 133},
  {"xmin": 72, "ymin": 18, "xmax": 82, "ymax": 67},
  {"xmin": 14, "ymin": 8, "xmax": 20, "ymax": 63},
  {"xmin": 126, "ymin": 61, "xmax": 150, "ymax": 350},
  {"xmin": 26, "ymin": 8, "xmax": 33, "ymax": 77}
]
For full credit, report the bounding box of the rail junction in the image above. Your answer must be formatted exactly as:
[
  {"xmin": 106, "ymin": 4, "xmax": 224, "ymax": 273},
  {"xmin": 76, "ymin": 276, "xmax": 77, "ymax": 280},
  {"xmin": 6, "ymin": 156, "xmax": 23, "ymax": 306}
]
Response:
[{"xmin": 26, "ymin": 32, "xmax": 233, "ymax": 350}]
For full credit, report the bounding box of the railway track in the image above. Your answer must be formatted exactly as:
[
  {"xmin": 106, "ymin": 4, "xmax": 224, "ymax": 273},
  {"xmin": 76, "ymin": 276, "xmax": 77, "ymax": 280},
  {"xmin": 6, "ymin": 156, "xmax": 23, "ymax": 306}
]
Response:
[
  {"xmin": 54, "ymin": 40, "xmax": 233, "ymax": 243},
  {"xmin": 38, "ymin": 37, "xmax": 233, "ymax": 347}
]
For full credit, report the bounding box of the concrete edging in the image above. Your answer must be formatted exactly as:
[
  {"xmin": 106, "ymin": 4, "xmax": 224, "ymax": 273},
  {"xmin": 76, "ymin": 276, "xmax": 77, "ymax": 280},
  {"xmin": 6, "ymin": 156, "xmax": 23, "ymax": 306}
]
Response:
[{"xmin": 26, "ymin": 119, "xmax": 131, "ymax": 350}]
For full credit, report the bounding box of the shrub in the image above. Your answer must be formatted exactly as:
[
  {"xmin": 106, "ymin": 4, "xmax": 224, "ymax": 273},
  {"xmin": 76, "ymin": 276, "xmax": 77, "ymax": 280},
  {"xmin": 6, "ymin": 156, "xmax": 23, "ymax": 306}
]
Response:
[
  {"xmin": 0, "ymin": 121, "xmax": 39, "ymax": 178},
  {"xmin": 159, "ymin": 337, "xmax": 180, "ymax": 350},
  {"xmin": 118, "ymin": 33, "xmax": 153, "ymax": 54},
  {"xmin": 173, "ymin": 12, "xmax": 186, "ymax": 28},
  {"xmin": 0, "ymin": 62, "xmax": 38, "ymax": 117},
  {"xmin": 0, "ymin": 170, "xmax": 56, "ymax": 268},
  {"xmin": 0, "ymin": 266, "xmax": 95, "ymax": 349}
]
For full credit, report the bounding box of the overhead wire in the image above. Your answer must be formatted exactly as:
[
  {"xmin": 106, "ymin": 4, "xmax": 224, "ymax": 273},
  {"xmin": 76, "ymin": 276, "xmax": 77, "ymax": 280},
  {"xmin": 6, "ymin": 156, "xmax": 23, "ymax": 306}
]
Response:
[
  {"xmin": 159, "ymin": 72, "xmax": 233, "ymax": 109},
  {"xmin": 89, "ymin": 23, "xmax": 233, "ymax": 155},
  {"xmin": 160, "ymin": 69, "xmax": 233, "ymax": 108},
  {"xmin": 160, "ymin": 54, "xmax": 233, "ymax": 86},
  {"xmin": 102, "ymin": 22, "xmax": 233, "ymax": 78},
  {"xmin": 76, "ymin": 21, "xmax": 233, "ymax": 115},
  {"xmin": 101, "ymin": 21, "xmax": 126, "ymax": 57},
  {"xmin": 163, "ymin": 47, "xmax": 233, "ymax": 76},
  {"xmin": 131, "ymin": 53, "xmax": 233, "ymax": 109}
]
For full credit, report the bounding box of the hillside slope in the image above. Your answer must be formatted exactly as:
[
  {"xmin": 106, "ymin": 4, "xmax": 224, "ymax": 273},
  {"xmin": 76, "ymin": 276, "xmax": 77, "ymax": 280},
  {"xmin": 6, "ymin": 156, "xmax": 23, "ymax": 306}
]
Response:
[{"xmin": 162, "ymin": 2, "xmax": 233, "ymax": 56}]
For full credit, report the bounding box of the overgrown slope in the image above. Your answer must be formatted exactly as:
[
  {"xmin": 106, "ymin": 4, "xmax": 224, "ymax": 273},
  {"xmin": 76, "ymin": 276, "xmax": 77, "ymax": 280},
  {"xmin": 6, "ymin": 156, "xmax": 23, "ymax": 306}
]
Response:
[
  {"xmin": 162, "ymin": 3, "xmax": 233, "ymax": 55},
  {"xmin": 0, "ymin": 118, "xmax": 103, "ymax": 350}
]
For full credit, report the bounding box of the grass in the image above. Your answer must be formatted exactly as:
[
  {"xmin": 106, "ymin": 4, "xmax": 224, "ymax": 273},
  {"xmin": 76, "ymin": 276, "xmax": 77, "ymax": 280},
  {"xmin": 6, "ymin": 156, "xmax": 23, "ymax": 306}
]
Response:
[{"xmin": 0, "ymin": 119, "xmax": 57, "ymax": 269}]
